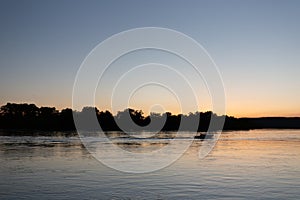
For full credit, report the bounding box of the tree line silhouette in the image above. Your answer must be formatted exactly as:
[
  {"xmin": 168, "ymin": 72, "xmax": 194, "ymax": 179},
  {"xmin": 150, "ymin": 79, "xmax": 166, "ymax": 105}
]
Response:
[{"xmin": 0, "ymin": 103, "xmax": 300, "ymax": 134}]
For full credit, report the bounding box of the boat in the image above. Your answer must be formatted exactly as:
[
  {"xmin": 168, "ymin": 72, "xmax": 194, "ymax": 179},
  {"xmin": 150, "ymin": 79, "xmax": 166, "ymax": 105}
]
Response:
[{"xmin": 194, "ymin": 133, "xmax": 214, "ymax": 139}]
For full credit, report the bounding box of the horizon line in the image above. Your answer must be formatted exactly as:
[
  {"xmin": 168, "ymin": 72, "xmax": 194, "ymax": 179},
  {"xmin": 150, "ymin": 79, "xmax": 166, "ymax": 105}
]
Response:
[{"xmin": 1, "ymin": 102, "xmax": 300, "ymax": 119}]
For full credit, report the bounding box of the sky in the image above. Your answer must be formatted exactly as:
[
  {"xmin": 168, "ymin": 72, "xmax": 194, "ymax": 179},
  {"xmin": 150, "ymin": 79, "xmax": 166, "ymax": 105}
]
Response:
[{"xmin": 0, "ymin": 0, "xmax": 299, "ymax": 117}]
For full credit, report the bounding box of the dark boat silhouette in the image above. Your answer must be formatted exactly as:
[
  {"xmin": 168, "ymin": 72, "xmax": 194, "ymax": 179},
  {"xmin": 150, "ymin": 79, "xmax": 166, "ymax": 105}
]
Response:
[{"xmin": 194, "ymin": 133, "xmax": 214, "ymax": 139}]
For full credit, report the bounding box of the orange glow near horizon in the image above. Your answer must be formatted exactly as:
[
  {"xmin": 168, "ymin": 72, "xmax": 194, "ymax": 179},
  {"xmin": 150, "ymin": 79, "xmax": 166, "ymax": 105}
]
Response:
[{"xmin": 1, "ymin": 97, "xmax": 299, "ymax": 118}]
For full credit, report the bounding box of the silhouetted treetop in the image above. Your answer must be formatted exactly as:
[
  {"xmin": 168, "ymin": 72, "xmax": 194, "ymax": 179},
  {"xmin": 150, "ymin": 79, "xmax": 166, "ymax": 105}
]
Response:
[{"xmin": 0, "ymin": 102, "xmax": 300, "ymax": 133}]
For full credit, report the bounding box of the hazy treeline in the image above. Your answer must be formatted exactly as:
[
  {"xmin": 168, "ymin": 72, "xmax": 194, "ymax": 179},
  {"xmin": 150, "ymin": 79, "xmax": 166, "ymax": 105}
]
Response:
[{"xmin": 0, "ymin": 103, "xmax": 299, "ymax": 133}]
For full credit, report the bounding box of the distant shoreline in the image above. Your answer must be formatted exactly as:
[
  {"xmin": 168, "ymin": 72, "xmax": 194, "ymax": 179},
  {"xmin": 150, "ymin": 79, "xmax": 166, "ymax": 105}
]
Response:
[
  {"xmin": 0, "ymin": 127, "xmax": 300, "ymax": 137},
  {"xmin": 1, "ymin": 103, "xmax": 300, "ymax": 135}
]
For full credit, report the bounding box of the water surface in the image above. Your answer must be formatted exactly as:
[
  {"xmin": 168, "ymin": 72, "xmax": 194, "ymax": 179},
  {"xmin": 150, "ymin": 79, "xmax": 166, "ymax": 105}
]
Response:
[{"xmin": 1, "ymin": 129, "xmax": 300, "ymax": 199}]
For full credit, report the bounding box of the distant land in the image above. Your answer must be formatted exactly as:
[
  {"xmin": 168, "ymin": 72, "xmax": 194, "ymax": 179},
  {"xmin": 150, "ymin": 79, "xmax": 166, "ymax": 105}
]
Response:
[{"xmin": 0, "ymin": 103, "xmax": 300, "ymax": 135}]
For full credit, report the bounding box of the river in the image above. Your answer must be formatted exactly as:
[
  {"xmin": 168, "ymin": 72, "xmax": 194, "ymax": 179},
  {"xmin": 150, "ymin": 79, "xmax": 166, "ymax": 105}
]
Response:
[{"xmin": 1, "ymin": 129, "xmax": 300, "ymax": 199}]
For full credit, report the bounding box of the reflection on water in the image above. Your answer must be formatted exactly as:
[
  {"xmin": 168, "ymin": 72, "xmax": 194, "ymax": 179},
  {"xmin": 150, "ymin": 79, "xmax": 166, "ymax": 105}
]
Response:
[
  {"xmin": 104, "ymin": 131, "xmax": 178, "ymax": 153},
  {"xmin": 1, "ymin": 129, "xmax": 300, "ymax": 199}
]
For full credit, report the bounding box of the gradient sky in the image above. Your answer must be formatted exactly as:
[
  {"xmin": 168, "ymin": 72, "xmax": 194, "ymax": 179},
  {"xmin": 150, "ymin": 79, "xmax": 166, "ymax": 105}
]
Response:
[{"xmin": 0, "ymin": 0, "xmax": 299, "ymax": 117}]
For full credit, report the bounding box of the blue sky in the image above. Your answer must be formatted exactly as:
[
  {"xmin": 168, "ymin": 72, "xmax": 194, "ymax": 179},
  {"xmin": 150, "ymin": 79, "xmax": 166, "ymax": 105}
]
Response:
[{"xmin": 0, "ymin": 0, "xmax": 299, "ymax": 117}]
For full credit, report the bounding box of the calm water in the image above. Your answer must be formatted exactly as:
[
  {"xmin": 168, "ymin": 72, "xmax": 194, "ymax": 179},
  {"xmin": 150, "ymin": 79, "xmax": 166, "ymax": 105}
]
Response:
[{"xmin": 1, "ymin": 129, "xmax": 300, "ymax": 199}]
